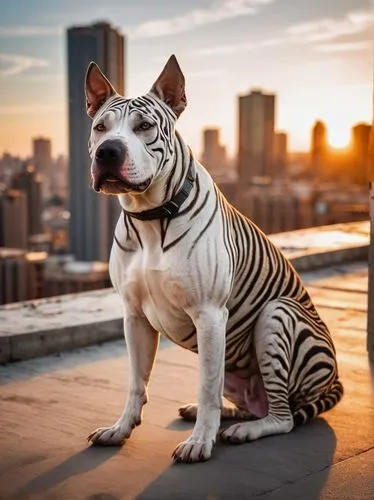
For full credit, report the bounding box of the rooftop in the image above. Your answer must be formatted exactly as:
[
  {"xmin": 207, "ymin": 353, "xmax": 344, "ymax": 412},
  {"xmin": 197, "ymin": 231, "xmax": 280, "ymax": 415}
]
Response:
[
  {"xmin": 0, "ymin": 221, "xmax": 373, "ymax": 499},
  {"xmin": 0, "ymin": 260, "xmax": 373, "ymax": 499}
]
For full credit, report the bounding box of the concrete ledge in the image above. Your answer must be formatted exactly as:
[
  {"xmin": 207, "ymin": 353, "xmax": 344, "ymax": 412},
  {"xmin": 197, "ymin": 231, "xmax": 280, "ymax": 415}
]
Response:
[
  {"xmin": 8, "ymin": 319, "xmax": 123, "ymax": 363},
  {"xmin": 290, "ymin": 243, "xmax": 368, "ymax": 272},
  {"xmin": 0, "ymin": 220, "xmax": 369, "ymax": 364},
  {"xmin": 0, "ymin": 289, "xmax": 123, "ymax": 363}
]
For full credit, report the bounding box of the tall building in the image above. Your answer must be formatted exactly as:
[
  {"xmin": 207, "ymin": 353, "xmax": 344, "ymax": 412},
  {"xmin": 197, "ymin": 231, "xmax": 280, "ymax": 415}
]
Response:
[
  {"xmin": 0, "ymin": 189, "xmax": 28, "ymax": 249},
  {"xmin": 11, "ymin": 163, "xmax": 43, "ymax": 236},
  {"xmin": 52, "ymin": 155, "xmax": 68, "ymax": 199},
  {"xmin": 311, "ymin": 121, "xmax": 328, "ymax": 180},
  {"xmin": 201, "ymin": 128, "xmax": 227, "ymax": 174},
  {"xmin": 67, "ymin": 21, "xmax": 125, "ymax": 262},
  {"xmin": 351, "ymin": 123, "xmax": 371, "ymax": 185},
  {"xmin": 238, "ymin": 89, "xmax": 275, "ymax": 185},
  {"xmin": 0, "ymin": 248, "xmax": 47, "ymax": 305},
  {"xmin": 274, "ymin": 131, "xmax": 288, "ymax": 180},
  {"xmin": 33, "ymin": 137, "xmax": 52, "ymax": 199},
  {"xmin": 0, "ymin": 153, "xmax": 23, "ymax": 185}
]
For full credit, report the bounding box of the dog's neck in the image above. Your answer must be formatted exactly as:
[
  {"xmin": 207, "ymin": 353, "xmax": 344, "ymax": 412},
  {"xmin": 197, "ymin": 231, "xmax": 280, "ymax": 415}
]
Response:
[{"xmin": 117, "ymin": 132, "xmax": 194, "ymax": 215}]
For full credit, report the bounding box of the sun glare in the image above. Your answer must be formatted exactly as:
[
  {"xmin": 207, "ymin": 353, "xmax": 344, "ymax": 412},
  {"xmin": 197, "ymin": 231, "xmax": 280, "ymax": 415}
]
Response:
[{"xmin": 327, "ymin": 127, "xmax": 351, "ymax": 150}]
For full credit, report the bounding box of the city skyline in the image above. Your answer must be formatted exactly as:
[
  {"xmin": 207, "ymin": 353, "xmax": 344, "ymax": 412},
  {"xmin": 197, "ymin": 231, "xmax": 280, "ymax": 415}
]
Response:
[{"xmin": 1, "ymin": 0, "xmax": 372, "ymax": 157}]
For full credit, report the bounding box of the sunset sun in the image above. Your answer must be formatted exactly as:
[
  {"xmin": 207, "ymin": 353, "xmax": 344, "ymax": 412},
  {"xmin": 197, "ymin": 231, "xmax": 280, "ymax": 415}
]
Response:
[{"xmin": 328, "ymin": 127, "xmax": 351, "ymax": 150}]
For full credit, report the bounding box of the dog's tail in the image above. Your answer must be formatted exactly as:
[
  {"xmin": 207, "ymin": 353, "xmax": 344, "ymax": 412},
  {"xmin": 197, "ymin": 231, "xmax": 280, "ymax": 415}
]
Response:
[{"xmin": 292, "ymin": 379, "xmax": 344, "ymax": 426}]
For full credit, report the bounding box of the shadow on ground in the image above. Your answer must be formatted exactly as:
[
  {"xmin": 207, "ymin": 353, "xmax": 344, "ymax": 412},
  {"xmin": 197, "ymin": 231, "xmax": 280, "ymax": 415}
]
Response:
[
  {"xmin": 17, "ymin": 447, "xmax": 120, "ymax": 498},
  {"xmin": 137, "ymin": 419, "xmax": 337, "ymax": 500}
]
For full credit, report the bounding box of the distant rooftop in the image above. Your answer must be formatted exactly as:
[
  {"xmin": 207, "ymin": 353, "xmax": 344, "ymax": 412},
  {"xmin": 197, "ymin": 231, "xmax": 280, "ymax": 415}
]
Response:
[{"xmin": 68, "ymin": 20, "xmax": 121, "ymax": 33}]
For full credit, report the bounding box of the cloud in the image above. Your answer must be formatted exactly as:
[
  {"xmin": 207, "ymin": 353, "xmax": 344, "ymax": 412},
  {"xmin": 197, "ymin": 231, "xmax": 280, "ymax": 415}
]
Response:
[
  {"xmin": 286, "ymin": 57, "xmax": 343, "ymax": 74},
  {"xmin": 315, "ymin": 40, "xmax": 372, "ymax": 53},
  {"xmin": 130, "ymin": 0, "xmax": 274, "ymax": 39},
  {"xmin": 0, "ymin": 54, "xmax": 49, "ymax": 76},
  {"xmin": 195, "ymin": 41, "xmax": 256, "ymax": 57},
  {"xmin": 191, "ymin": 9, "xmax": 373, "ymax": 57},
  {"xmin": 0, "ymin": 26, "xmax": 62, "ymax": 37},
  {"xmin": 286, "ymin": 10, "xmax": 374, "ymax": 43},
  {"xmin": 193, "ymin": 36, "xmax": 282, "ymax": 56}
]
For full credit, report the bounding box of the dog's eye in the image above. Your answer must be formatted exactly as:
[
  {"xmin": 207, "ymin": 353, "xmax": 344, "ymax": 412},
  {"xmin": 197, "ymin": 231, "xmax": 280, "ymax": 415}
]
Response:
[
  {"xmin": 94, "ymin": 123, "xmax": 106, "ymax": 132},
  {"xmin": 136, "ymin": 121, "xmax": 153, "ymax": 132}
]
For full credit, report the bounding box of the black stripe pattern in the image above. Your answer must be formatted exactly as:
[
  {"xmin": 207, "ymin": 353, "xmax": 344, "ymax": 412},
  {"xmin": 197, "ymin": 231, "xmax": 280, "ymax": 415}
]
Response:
[{"xmin": 100, "ymin": 91, "xmax": 343, "ymax": 427}]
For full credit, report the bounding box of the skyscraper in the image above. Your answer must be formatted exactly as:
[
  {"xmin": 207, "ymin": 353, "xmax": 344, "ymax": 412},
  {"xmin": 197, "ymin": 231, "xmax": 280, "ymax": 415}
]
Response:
[
  {"xmin": 33, "ymin": 137, "xmax": 52, "ymax": 200},
  {"xmin": 11, "ymin": 162, "xmax": 43, "ymax": 236},
  {"xmin": 351, "ymin": 123, "xmax": 371, "ymax": 185},
  {"xmin": 201, "ymin": 128, "xmax": 227, "ymax": 174},
  {"xmin": 311, "ymin": 120, "xmax": 328, "ymax": 179},
  {"xmin": 238, "ymin": 90, "xmax": 275, "ymax": 184},
  {"xmin": 67, "ymin": 21, "xmax": 125, "ymax": 262},
  {"xmin": 0, "ymin": 189, "xmax": 28, "ymax": 249},
  {"xmin": 274, "ymin": 131, "xmax": 288, "ymax": 180},
  {"xmin": 52, "ymin": 154, "xmax": 68, "ymax": 199}
]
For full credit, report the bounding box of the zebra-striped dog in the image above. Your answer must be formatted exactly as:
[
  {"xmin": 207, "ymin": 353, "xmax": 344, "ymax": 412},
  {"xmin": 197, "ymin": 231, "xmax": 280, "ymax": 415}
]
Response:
[{"xmin": 86, "ymin": 55, "xmax": 343, "ymax": 463}]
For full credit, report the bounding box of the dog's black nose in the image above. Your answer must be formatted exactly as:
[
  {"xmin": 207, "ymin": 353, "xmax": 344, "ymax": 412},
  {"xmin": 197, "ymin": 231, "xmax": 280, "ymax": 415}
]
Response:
[{"xmin": 95, "ymin": 139, "xmax": 127, "ymax": 168}]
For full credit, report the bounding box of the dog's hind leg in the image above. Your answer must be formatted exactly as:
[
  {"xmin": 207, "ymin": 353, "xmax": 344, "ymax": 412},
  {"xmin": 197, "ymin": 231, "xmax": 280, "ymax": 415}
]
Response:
[
  {"xmin": 179, "ymin": 404, "xmax": 251, "ymax": 421},
  {"xmin": 88, "ymin": 315, "xmax": 159, "ymax": 446},
  {"xmin": 220, "ymin": 298, "xmax": 338, "ymax": 443},
  {"xmin": 220, "ymin": 300, "xmax": 295, "ymax": 443}
]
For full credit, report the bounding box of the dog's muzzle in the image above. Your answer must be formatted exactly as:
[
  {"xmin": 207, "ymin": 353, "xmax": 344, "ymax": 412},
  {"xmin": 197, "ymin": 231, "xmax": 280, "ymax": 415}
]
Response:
[{"xmin": 91, "ymin": 139, "xmax": 151, "ymax": 194}]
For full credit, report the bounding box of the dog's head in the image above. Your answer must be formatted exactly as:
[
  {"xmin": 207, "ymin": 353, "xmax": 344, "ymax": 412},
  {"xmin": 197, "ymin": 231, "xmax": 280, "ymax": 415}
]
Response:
[{"xmin": 85, "ymin": 55, "xmax": 186, "ymax": 196}]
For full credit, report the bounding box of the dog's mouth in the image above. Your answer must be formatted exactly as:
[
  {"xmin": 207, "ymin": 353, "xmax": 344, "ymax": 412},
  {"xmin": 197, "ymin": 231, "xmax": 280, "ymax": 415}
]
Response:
[{"xmin": 92, "ymin": 173, "xmax": 151, "ymax": 194}]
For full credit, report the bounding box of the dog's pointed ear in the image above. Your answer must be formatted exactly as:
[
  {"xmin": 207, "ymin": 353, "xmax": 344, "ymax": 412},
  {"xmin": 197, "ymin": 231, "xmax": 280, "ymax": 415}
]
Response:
[
  {"xmin": 150, "ymin": 55, "xmax": 186, "ymax": 117},
  {"xmin": 85, "ymin": 62, "xmax": 117, "ymax": 118}
]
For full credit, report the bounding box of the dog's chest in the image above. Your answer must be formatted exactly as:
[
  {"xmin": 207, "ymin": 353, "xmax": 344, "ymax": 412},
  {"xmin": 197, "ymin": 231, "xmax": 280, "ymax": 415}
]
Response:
[{"xmin": 112, "ymin": 245, "xmax": 195, "ymax": 343}]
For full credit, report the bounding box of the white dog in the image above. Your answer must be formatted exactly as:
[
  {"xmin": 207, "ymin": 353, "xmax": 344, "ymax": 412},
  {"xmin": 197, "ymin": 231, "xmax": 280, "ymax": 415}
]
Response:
[{"xmin": 85, "ymin": 55, "xmax": 343, "ymax": 463}]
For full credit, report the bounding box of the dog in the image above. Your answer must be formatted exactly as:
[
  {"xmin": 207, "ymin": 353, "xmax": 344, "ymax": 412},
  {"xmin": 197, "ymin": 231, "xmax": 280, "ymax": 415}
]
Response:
[{"xmin": 85, "ymin": 55, "xmax": 343, "ymax": 463}]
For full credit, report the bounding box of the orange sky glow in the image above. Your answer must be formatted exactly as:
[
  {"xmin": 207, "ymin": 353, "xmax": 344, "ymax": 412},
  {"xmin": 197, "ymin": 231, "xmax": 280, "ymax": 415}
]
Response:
[{"xmin": 0, "ymin": 0, "xmax": 372, "ymax": 159}]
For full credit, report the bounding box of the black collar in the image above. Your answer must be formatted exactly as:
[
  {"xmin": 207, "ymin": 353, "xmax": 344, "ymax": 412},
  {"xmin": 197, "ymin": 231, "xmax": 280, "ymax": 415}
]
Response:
[{"xmin": 123, "ymin": 159, "xmax": 195, "ymax": 221}]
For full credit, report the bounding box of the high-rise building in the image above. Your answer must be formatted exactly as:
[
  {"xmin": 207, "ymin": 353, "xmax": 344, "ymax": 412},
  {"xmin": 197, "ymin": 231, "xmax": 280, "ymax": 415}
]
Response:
[
  {"xmin": 0, "ymin": 248, "xmax": 47, "ymax": 305},
  {"xmin": 351, "ymin": 123, "xmax": 371, "ymax": 185},
  {"xmin": 11, "ymin": 163, "xmax": 43, "ymax": 236},
  {"xmin": 33, "ymin": 137, "xmax": 52, "ymax": 200},
  {"xmin": 52, "ymin": 155, "xmax": 68, "ymax": 199},
  {"xmin": 274, "ymin": 131, "xmax": 288, "ymax": 180},
  {"xmin": 201, "ymin": 128, "xmax": 227, "ymax": 174},
  {"xmin": 0, "ymin": 153, "xmax": 23, "ymax": 185},
  {"xmin": 311, "ymin": 121, "xmax": 328, "ymax": 179},
  {"xmin": 238, "ymin": 89, "xmax": 275, "ymax": 185},
  {"xmin": 0, "ymin": 249, "xmax": 29, "ymax": 304},
  {"xmin": 0, "ymin": 189, "xmax": 28, "ymax": 249},
  {"xmin": 67, "ymin": 21, "xmax": 125, "ymax": 262}
]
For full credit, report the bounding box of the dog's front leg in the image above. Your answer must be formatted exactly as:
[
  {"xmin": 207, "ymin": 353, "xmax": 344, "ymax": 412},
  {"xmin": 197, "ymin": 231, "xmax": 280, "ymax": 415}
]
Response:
[
  {"xmin": 88, "ymin": 315, "xmax": 159, "ymax": 446},
  {"xmin": 172, "ymin": 306, "xmax": 227, "ymax": 463}
]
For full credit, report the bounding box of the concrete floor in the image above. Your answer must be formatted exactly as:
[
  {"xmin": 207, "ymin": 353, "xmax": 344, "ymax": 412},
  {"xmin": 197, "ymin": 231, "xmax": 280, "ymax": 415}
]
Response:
[{"xmin": 0, "ymin": 262, "xmax": 373, "ymax": 499}]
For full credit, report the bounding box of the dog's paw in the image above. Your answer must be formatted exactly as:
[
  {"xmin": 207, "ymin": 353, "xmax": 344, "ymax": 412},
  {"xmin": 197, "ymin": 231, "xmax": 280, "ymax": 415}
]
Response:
[
  {"xmin": 220, "ymin": 423, "xmax": 251, "ymax": 444},
  {"xmin": 87, "ymin": 423, "xmax": 132, "ymax": 446},
  {"xmin": 178, "ymin": 403, "xmax": 198, "ymax": 421},
  {"xmin": 172, "ymin": 438, "xmax": 214, "ymax": 463}
]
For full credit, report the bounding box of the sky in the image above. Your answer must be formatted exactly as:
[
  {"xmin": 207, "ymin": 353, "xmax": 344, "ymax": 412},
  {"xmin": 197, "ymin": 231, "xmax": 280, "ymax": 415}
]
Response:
[{"xmin": 0, "ymin": 0, "xmax": 373, "ymax": 158}]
